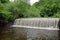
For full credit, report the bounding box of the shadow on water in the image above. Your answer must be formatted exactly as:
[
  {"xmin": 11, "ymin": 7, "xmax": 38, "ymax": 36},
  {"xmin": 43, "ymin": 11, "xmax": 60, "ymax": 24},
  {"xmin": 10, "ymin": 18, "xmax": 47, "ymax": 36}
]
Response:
[
  {"xmin": 58, "ymin": 19, "xmax": 60, "ymax": 40},
  {"xmin": 0, "ymin": 22, "xmax": 14, "ymax": 40},
  {"xmin": 0, "ymin": 22, "xmax": 27, "ymax": 40}
]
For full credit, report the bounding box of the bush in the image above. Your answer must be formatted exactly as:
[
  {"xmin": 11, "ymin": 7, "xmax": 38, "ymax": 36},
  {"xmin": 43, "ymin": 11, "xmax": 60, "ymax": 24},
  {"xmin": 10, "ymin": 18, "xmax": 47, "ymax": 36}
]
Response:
[
  {"xmin": 24, "ymin": 6, "xmax": 40, "ymax": 17},
  {"xmin": 0, "ymin": 3, "xmax": 15, "ymax": 25},
  {"xmin": 34, "ymin": 0, "xmax": 60, "ymax": 17},
  {"xmin": 6, "ymin": 1, "xmax": 30, "ymax": 18},
  {"xmin": 0, "ymin": 0, "xmax": 9, "ymax": 3},
  {"xmin": 7, "ymin": 1, "xmax": 40, "ymax": 18}
]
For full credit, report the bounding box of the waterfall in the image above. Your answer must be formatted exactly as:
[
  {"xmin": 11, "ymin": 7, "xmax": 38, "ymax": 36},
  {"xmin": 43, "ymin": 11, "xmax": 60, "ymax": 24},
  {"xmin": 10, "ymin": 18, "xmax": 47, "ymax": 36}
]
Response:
[
  {"xmin": 14, "ymin": 18, "xmax": 60, "ymax": 28},
  {"xmin": 10, "ymin": 18, "xmax": 60, "ymax": 40}
]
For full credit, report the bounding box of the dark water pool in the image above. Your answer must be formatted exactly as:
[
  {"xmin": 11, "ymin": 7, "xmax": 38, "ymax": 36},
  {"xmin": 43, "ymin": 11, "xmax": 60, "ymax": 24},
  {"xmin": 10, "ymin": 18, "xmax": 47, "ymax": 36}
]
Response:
[{"xmin": 0, "ymin": 27, "xmax": 59, "ymax": 40}]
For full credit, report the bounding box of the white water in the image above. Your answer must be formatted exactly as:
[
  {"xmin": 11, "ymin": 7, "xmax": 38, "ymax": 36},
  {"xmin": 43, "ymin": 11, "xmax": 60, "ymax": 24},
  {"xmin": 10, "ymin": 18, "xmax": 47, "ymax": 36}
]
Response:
[
  {"xmin": 12, "ymin": 25, "xmax": 59, "ymax": 30},
  {"xmin": 14, "ymin": 18, "xmax": 59, "ymax": 28}
]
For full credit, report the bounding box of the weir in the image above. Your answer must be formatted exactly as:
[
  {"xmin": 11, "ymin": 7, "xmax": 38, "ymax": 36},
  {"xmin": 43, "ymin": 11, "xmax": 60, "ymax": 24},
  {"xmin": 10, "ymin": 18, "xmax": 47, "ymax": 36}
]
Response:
[
  {"xmin": 14, "ymin": 18, "xmax": 59, "ymax": 28},
  {"xmin": 11, "ymin": 18, "xmax": 60, "ymax": 40},
  {"xmin": 1, "ymin": 18, "xmax": 60, "ymax": 40}
]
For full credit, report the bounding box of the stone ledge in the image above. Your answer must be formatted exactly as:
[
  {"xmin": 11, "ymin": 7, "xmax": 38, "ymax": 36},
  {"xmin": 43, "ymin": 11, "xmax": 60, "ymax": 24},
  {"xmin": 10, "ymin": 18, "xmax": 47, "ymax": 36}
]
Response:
[{"xmin": 12, "ymin": 25, "xmax": 59, "ymax": 30}]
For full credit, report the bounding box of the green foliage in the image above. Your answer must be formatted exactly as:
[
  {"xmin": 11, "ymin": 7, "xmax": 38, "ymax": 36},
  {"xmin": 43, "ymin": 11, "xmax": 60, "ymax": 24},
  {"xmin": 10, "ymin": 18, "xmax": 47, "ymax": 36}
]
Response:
[
  {"xmin": 6, "ymin": 1, "xmax": 40, "ymax": 18},
  {"xmin": 15, "ymin": 1, "xmax": 30, "ymax": 18},
  {"xmin": 54, "ymin": 11, "xmax": 60, "ymax": 18},
  {"xmin": 0, "ymin": 2, "xmax": 14, "ymax": 25},
  {"xmin": 0, "ymin": 0, "xmax": 9, "ymax": 3},
  {"xmin": 0, "ymin": 0, "xmax": 60, "ymax": 25},
  {"xmin": 0, "ymin": 3, "xmax": 5, "ymax": 10},
  {"xmin": 34, "ymin": 0, "xmax": 60, "ymax": 17},
  {"xmin": 24, "ymin": 6, "xmax": 40, "ymax": 17}
]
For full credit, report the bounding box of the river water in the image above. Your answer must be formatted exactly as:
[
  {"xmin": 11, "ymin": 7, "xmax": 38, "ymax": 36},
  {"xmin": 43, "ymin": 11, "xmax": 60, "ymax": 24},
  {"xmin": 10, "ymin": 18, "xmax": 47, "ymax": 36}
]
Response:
[{"xmin": 0, "ymin": 27, "xmax": 59, "ymax": 40}]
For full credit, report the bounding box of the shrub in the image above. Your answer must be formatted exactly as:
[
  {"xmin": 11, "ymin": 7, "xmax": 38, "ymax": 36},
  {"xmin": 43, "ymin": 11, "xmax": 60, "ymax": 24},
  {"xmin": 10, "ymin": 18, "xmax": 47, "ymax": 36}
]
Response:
[
  {"xmin": 34, "ymin": 0, "xmax": 60, "ymax": 17},
  {"xmin": 0, "ymin": 3, "xmax": 15, "ymax": 25}
]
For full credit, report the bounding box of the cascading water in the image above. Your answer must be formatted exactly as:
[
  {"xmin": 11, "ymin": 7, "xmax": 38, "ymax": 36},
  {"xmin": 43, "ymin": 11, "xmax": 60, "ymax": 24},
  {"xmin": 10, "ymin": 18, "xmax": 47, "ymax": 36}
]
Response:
[{"xmin": 14, "ymin": 18, "xmax": 59, "ymax": 28}]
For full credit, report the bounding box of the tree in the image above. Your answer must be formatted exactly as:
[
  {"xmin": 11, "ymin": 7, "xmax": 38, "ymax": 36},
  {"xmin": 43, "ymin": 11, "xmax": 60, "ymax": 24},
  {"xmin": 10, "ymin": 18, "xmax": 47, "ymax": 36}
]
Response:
[
  {"xmin": 6, "ymin": 1, "xmax": 30, "ymax": 18},
  {"xmin": 0, "ymin": 0, "xmax": 9, "ymax": 3},
  {"xmin": 34, "ymin": 0, "xmax": 60, "ymax": 17},
  {"xmin": 24, "ymin": 5, "xmax": 40, "ymax": 17},
  {"xmin": 0, "ymin": 1, "xmax": 14, "ymax": 25}
]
